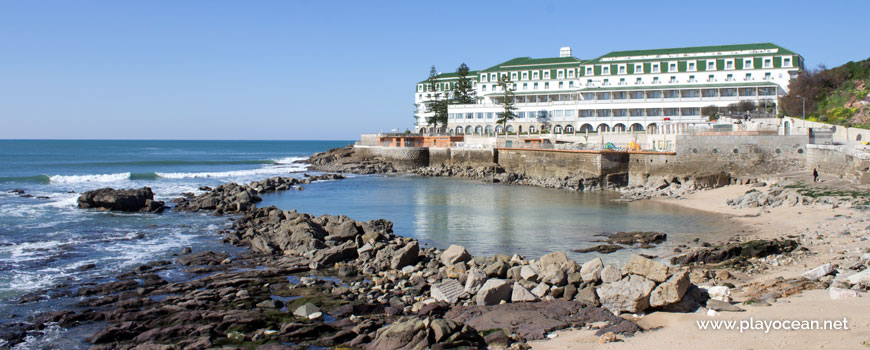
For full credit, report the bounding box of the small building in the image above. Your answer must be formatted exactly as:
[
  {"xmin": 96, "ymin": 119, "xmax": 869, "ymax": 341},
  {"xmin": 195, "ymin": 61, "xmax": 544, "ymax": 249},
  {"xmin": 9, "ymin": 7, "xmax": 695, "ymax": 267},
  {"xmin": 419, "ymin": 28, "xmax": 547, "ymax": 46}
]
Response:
[{"xmin": 377, "ymin": 135, "xmax": 464, "ymax": 148}]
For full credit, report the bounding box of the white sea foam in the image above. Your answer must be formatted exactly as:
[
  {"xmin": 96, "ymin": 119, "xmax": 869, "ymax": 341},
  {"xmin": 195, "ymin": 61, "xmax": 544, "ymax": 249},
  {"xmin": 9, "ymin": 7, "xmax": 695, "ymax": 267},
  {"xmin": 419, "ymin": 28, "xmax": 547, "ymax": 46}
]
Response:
[
  {"xmin": 156, "ymin": 164, "xmax": 306, "ymax": 179},
  {"xmin": 273, "ymin": 156, "xmax": 308, "ymax": 165},
  {"xmin": 49, "ymin": 172, "xmax": 131, "ymax": 184}
]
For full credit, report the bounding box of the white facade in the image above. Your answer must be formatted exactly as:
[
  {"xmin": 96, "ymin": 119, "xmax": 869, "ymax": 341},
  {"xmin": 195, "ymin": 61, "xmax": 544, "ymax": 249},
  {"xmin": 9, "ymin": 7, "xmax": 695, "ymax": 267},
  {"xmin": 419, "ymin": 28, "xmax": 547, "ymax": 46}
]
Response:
[{"xmin": 414, "ymin": 43, "xmax": 803, "ymax": 135}]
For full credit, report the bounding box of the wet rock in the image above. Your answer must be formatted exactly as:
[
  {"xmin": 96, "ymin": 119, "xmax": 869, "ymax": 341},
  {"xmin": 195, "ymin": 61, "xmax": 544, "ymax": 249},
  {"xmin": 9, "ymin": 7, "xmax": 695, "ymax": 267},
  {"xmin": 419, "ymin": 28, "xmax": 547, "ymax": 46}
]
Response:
[
  {"xmin": 671, "ymin": 239, "xmax": 799, "ymax": 266},
  {"xmin": 606, "ymin": 231, "xmax": 667, "ymax": 245},
  {"xmin": 87, "ymin": 321, "xmax": 145, "ymax": 343},
  {"xmin": 293, "ymin": 303, "xmax": 320, "ymax": 319},
  {"xmin": 77, "ymin": 187, "xmax": 165, "ymax": 213},
  {"xmin": 574, "ymin": 244, "xmax": 624, "ymax": 254}
]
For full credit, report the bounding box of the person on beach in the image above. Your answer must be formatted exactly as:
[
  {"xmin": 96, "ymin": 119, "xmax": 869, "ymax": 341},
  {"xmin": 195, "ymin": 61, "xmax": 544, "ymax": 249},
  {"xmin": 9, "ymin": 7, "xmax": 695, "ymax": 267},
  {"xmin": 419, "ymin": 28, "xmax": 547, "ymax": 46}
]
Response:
[{"xmin": 813, "ymin": 168, "xmax": 819, "ymax": 182}]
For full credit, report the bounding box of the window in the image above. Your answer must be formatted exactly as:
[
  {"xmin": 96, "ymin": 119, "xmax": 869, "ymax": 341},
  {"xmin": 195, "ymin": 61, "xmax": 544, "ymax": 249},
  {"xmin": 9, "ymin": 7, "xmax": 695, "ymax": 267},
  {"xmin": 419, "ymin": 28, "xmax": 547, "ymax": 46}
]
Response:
[
  {"xmin": 764, "ymin": 72, "xmax": 772, "ymax": 80},
  {"xmin": 652, "ymin": 63, "xmax": 660, "ymax": 73},
  {"xmin": 745, "ymin": 73, "xmax": 752, "ymax": 81},
  {"xmin": 669, "ymin": 63, "xmax": 677, "ymax": 71},
  {"xmin": 512, "ymin": 83, "xmax": 517, "ymax": 90},
  {"xmin": 603, "ymin": 79, "xmax": 609, "ymax": 86},
  {"xmin": 544, "ymin": 71, "xmax": 550, "ymax": 79},
  {"xmin": 619, "ymin": 65, "xmax": 626, "ymax": 74},
  {"xmin": 630, "ymin": 91, "xmax": 644, "ymax": 99},
  {"xmin": 511, "ymin": 72, "xmax": 517, "ymax": 80},
  {"xmin": 636, "ymin": 77, "xmax": 642, "ymax": 84},
  {"xmin": 744, "ymin": 59, "xmax": 752, "ymax": 68},
  {"xmin": 602, "ymin": 66, "xmax": 610, "ymax": 75},
  {"xmin": 522, "ymin": 72, "xmax": 528, "ymax": 80},
  {"xmin": 491, "ymin": 84, "xmax": 496, "ymax": 91},
  {"xmin": 486, "ymin": 112, "xmax": 494, "ymax": 119},
  {"xmin": 708, "ymin": 74, "xmax": 714, "ymax": 82},
  {"xmin": 544, "ymin": 82, "xmax": 549, "ymax": 89},
  {"xmin": 726, "ymin": 60, "xmax": 734, "ymax": 69},
  {"xmin": 784, "ymin": 57, "xmax": 792, "ymax": 67},
  {"xmin": 708, "ymin": 61, "xmax": 715, "ymax": 70},
  {"xmin": 688, "ymin": 75, "xmax": 695, "ymax": 83},
  {"xmin": 533, "ymin": 72, "xmax": 539, "ymax": 79},
  {"xmin": 518, "ymin": 112, "xmax": 525, "ymax": 119},
  {"xmin": 586, "ymin": 79, "xmax": 593, "ymax": 86},
  {"xmin": 567, "ymin": 70, "xmax": 574, "ymax": 78},
  {"xmin": 569, "ymin": 81, "xmax": 574, "ymax": 88},
  {"xmin": 669, "ymin": 76, "xmax": 677, "ymax": 83},
  {"xmin": 476, "ymin": 113, "xmax": 483, "ymax": 119},
  {"xmin": 481, "ymin": 74, "xmax": 487, "ymax": 81},
  {"xmin": 619, "ymin": 78, "xmax": 626, "ymax": 86},
  {"xmin": 522, "ymin": 83, "xmax": 527, "ymax": 90},
  {"xmin": 726, "ymin": 74, "xmax": 733, "ymax": 81},
  {"xmin": 635, "ymin": 64, "xmax": 643, "ymax": 73},
  {"xmin": 491, "ymin": 73, "xmax": 497, "ymax": 80},
  {"xmin": 652, "ymin": 77, "xmax": 659, "ymax": 84},
  {"xmin": 482, "ymin": 85, "xmax": 487, "ymax": 92},
  {"xmin": 534, "ymin": 82, "xmax": 539, "ymax": 90},
  {"xmin": 565, "ymin": 110, "xmax": 575, "ymax": 117},
  {"xmin": 688, "ymin": 62, "xmax": 696, "ymax": 71},
  {"xmin": 466, "ymin": 113, "xmax": 473, "ymax": 119},
  {"xmin": 559, "ymin": 81, "xmax": 564, "ymax": 88},
  {"xmin": 558, "ymin": 70, "xmax": 564, "ymax": 79},
  {"xmin": 586, "ymin": 67, "xmax": 593, "ymax": 75},
  {"xmin": 554, "ymin": 110, "xmax": 564, "ymax": 118},
  {"xmin": 764, "ymin": 59, "xmax": 772, "ymax": 68}
]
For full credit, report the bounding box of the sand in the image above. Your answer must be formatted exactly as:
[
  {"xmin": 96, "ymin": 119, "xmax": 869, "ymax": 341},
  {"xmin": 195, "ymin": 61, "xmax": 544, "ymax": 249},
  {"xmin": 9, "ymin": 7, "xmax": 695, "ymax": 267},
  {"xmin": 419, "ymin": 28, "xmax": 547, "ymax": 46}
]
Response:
[{"xmin": 533, "ymin": 182, "xmax": 870, "ymax": 350}]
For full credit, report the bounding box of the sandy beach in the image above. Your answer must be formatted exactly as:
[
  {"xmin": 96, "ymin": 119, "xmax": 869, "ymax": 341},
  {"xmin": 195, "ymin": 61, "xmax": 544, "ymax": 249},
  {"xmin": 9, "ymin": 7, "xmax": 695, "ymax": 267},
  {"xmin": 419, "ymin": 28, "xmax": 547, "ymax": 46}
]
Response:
[{"xmin": 534, "ymin": 179, "xmax": 870, "ymax": 349}]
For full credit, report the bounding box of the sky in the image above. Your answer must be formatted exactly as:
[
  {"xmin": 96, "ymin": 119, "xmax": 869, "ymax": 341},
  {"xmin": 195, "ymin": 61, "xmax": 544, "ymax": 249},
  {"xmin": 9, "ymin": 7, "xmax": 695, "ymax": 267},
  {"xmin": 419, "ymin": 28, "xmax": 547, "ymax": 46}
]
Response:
[{"xmin": 0, "ymin": 0, "xmax": 867, "ymax": 140}]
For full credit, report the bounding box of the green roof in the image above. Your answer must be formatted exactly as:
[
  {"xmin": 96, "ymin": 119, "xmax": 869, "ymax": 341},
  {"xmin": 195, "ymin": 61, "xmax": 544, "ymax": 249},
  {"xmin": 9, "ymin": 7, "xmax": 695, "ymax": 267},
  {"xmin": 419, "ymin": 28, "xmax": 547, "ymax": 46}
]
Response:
[
  {"xmin": 482, "ymin": 82, "xmax": 779, "ymax": 96},
  {"xmin": 586, "ymin": 43, "xmax": 798, "ymax": 64},
  {"xmin": 417, "ymin": 70, "xmax": 480, "ymax": 84},
  {"xmin": 480, "ymin": 56, "xmax": 583, "ymax": 72}
]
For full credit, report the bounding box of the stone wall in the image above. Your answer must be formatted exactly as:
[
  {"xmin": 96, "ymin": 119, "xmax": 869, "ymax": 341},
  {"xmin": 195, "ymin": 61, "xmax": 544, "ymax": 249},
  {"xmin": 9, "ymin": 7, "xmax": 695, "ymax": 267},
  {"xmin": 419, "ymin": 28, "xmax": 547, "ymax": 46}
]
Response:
[
  {"xmin": 353, "ymin": 145, "xmax": 429, "ymax": 170},
  {"xmin": 628, "ymin": 135, "xmax": 808, "ymax": 186},
  {"xmin": 426, "ymin": 147, "xmax": 496, "ymax": 166},
  {"xmin": 807, "ymin": 145, "xmax": 870, "ymax": 184},
  {"xmin": 496, "ymin": 149, "xmax": 621, "ymax": 178}
]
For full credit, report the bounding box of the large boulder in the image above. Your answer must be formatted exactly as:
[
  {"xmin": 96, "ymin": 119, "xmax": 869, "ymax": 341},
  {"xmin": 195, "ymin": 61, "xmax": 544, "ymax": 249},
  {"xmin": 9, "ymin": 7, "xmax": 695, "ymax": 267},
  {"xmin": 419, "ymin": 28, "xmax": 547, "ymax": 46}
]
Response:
[
  {"xmin": 390, "ymin": 241, "xmax": 419, "ymax": 269},
  {"xmin": 367, "ymin": 317, "xmax": 484, "ymax": 350},
  {"xmin": 649, "ymin": 270, "xmax": 690, "ymax": 307},
  {"xmin": 580, "ymin": 258, "xmax": 604, "ymax": 283},
  {"xmin": 596, "ymin": 275, "xmax": 655, "ymax": 314},
  {"xmin": 600, "ymin": 265, "xmax": 622, "ymax": 283},
  {"xmin": 511, "ymin": 282, "xmax": 538, "ymax": 302},
  {"xmin": 464, "ymin": 268, "xmax": 487, "ymax": 294},
  {"xmin": 431, "ymin": 279, "xmax": 468, "ymax": 304},
  {"xmin": 77, "ymin": 187, "xmax": 164, "ymax": 213},
  {"xmin": 538, "ymin": 251, "xmax": 569, "ymax": 270},
  {"xmin": 475, "ymin": 279, "xmax": 512, "ymax": 306},
  {"xmin": 802, "ymin": 263, "xmax": 834, "ymax": 281},
  {"xmin": 624, "ymin": 255, "xmax": 670, "ymax": 282},
  {"xmin": 440, "ymin": 245, "xmax": 472, "ymax": 266}
]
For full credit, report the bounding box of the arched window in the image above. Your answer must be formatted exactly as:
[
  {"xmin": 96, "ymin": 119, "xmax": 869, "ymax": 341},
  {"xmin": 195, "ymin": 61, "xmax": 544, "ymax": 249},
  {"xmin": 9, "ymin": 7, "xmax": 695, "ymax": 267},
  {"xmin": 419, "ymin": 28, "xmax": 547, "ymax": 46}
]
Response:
[
  {"xmin": 474, "ymin": 125, "xmax": 483, "ymax": 134},
  {"xmin": 565, "ymin": 125, "xmax": 575, "ymax": 133},
  {"xmin": 485, "ymin": 125, "xmax": 494, "ymax": 135}
]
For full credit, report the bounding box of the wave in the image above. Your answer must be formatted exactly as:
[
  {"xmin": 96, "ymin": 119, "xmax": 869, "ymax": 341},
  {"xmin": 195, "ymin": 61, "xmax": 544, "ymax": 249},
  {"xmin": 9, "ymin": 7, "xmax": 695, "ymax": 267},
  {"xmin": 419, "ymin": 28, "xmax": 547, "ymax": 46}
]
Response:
[
  {"xmin": 48, "ymin": 173, "xmax": 132, "ymax": 184},
  {"xmin": 273, "ymin": 156, "xmax": 307, "ymax": 165},
  {"xmin": 0, "ymin": 175, "xmax": 51, "ymax": 184},
  {"xmin": 156, "ymin": 164, "xmax": 307, "ymax": 179},
  {"xmin": 69, "ymin": 159, "xmax": 280, "ymax": 167}
]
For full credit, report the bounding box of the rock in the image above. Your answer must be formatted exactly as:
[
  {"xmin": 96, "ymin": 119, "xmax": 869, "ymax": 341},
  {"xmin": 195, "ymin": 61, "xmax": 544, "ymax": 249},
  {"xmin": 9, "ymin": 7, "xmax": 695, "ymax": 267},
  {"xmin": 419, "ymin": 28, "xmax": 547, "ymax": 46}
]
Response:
[
  {"xmin": 464, "ymin": 268, "xmax": 487, "ymax": 294},
  {"xmin": 313, "ymin": 242, "xmax": 358, "ymax": 267},
  {"xmin": 671, "ymin": 239, "xmax": 799, "ymax": 265},
  {"xmin": 520, "ymin": 265, "xmax": 539, "ymax": 281},
  {"xmin": 649, "ymin": 270, "xmax": 690, "ymax": 307},
  {"xmin": 829, "ymin": 287, "xmax": 860, "ymax": 300},
  {"xmin": 607, "ymin": 231, "xmax": 667, "ymax": 245},
  {"xmin": 580, "ymin": 258, "xmax": 604, "ymax": 283},
  {"xmin": 599, "ymin": 331, "xmax": 617, "ymax": 344},
  {"xmin": 596, "ymin": 275, "xmax": 655, "ymax": 314},
  {"xmin": 846, "ymin": 270, "xmax": 870, "ymax": 287},
  {"xmin": 367, "ymin": 317, "xmax": 485, "ymax": 350},
  {"xmin": 706, "ymin": 299, "xmax": 744, "ymax": 312},
  {"xmin": 77, "ymin": 187, "xmax": 165, "ymax": 213},
  {"xmin": 574, "ymin": 286, "xmax": 599, "ymax": 306},
  {"xmin": 475, "ymin": 279, "xmax": 512, "ymax": 306},
  {"xmin": 531, "ymin": 283, "xmax": 550, "ymax": 299},
  {"xmin": 538, "ymin": 251, "xmax": 569, "ymax": 270},
  {"xmin": 431, "ymin": 279, "xmax": 468, "ymax": 304},
  {"xmin": 484, "ymin": 260, "xmax": 509, "ymax": 278},
  {"xmin": 390, "ymin": 241, "xmax": 419, "ymax": 269},
  {"xmin": 623, "ymin": 255, "xmax": 669, "ymax": 283},
  {"xmin": 440, "ymin": 245, "xmax": 472, "ymax": 266},
  {"xmin": 511, "ymin": 282, "xmax": 539, "ymax": 302},
  {"xmin": 600, "ymin": 265, "xmax": 622, "ymax": 283},
  {"xmin": 293, "ymin": 303, "xmax": 320, "ymax": 319},
  {"xmin": 802, "ymin": 263, "xmax": 834, "ymax": 281},
  {"xmin": 706, "ymin": 286, "xmax": 731, "ymax": 302},
  {"xmin": 574, "ymin": 244, "xmax": 623, "ymax": 254}
]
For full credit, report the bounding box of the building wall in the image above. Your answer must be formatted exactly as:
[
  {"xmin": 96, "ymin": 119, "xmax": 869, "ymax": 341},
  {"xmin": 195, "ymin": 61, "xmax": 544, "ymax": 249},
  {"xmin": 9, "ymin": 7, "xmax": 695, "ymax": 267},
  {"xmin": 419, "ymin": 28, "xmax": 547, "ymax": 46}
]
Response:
[
  {"xmin": 781, "ymin": 117, "xmax": 870, "ymax": 144},
  {"xmin": 497, "ymin": 149, "xmax": 623, "ymax": 178},
  {"xmin": 628, "ymin": 134, "xmax": 808, "ymax": 186},
  {"xmin": 806, "ymin": 145, "xmax": 870, "ymax": 184}
]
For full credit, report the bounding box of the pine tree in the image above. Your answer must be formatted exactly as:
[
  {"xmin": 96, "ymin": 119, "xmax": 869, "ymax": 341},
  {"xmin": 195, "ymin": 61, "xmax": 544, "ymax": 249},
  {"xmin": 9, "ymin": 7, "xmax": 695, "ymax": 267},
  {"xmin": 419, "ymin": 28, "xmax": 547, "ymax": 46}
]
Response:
[
  {"xmin": 424, "ymin": 66, "xmax": 448, "ymax": 129},
  {"xmin": 496, "ymin": 74, "xmax": 517, "ymax": 130},
  {"xmin": 452, "ymin": 63, "xmax": 475, "ymax": 104}
]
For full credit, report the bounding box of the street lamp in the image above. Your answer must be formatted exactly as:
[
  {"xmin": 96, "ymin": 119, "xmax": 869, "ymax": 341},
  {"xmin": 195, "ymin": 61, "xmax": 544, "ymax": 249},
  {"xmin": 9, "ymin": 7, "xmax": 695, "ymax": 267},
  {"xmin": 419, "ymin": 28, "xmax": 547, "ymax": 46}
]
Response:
[{"xmin": 796, "ymin": 95, "xmax": 806, "ymax": 119}]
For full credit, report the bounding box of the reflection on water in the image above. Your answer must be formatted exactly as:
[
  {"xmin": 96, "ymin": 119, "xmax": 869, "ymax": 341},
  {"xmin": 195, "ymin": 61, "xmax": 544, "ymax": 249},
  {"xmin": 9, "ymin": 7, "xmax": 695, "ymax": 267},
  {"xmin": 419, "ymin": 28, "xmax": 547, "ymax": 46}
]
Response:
[{"xmin": 260, "ymin": 175, "xmax": 730, "ymax": 264}]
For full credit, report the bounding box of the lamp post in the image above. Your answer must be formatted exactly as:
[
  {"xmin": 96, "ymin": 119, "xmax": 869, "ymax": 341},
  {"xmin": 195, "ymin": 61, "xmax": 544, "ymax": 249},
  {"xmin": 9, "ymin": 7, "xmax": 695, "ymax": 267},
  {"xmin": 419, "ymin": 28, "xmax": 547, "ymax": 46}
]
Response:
[{"xmin": 796, "ymin": 95, "xmax": 806, "ymax": 119}]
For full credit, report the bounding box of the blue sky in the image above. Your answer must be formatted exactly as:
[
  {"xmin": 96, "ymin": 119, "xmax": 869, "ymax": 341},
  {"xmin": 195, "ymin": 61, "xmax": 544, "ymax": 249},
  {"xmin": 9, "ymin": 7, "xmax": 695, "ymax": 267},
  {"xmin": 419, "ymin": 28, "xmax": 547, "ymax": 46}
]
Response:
[{"xmin": 1, "ymin": 0, "xmax": 867, "ymax": 140}]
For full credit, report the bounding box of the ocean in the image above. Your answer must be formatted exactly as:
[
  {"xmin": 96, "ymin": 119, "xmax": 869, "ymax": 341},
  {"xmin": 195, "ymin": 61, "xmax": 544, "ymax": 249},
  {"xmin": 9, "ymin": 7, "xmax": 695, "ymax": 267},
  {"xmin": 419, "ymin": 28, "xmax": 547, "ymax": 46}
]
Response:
[{"xmin": 0, "ymin": 140, "xmax": 727, "ymax": 348}]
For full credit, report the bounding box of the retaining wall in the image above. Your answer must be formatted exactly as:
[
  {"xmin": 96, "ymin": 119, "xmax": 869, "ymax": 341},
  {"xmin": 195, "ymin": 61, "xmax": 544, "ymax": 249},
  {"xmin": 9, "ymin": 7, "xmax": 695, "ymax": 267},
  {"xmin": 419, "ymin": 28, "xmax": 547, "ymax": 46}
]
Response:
[
  {"xmin": 807, "ymin": 145, "xmax": 870, "ymax": 184},
  {"xmin": 353, "ymin": 145, "xmax": 429, "ymax": 170},
  {"xmin": 496, "ymin": 149, "xmax": 627, "ymax": 179},
  {"xmin": 628, "ymin": 134, "xmax": 808, "ymax": 186}
]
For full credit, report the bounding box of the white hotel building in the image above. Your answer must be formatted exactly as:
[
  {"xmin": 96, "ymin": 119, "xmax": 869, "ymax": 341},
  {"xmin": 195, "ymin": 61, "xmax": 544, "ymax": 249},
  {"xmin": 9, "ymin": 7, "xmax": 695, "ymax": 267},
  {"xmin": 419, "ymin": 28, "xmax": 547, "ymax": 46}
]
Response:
[{"xmin": 414, "ymin": 43, "xmax": 803, "ymax": 135}]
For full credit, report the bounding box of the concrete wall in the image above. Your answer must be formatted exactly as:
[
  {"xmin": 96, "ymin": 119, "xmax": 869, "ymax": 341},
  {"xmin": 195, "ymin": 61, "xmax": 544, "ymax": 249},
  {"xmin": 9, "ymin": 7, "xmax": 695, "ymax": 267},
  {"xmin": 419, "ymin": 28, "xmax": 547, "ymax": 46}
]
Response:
[
  {"xmin": 628, "ymin": 134, "xmax": 808, "ymax": 186},
  {"xmin": 782, "ymin": 117, "xmax": 870, "ymax": 144}
]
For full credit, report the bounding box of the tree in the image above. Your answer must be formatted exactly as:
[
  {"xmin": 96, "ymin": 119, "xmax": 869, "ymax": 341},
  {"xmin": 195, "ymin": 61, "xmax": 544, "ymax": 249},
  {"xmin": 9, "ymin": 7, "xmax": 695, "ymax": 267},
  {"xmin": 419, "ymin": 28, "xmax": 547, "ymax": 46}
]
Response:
[
  {"xmin": 737, "ymin": 100, "xmax": 757, "ymax": 113},
  {"xmin": 422, "ymin": 65, "xmax": 448, "ymax": 130},
  {"xmin": 701, "ymin": 105, "xmax": 719, "ymax": 120},
  {"xmin": 452, "ymin": 63, "xmax": 475, "ymax": 104},
  {"xmin": 496, "ymin": 74, "xmax": 517, "ymax": 129}
]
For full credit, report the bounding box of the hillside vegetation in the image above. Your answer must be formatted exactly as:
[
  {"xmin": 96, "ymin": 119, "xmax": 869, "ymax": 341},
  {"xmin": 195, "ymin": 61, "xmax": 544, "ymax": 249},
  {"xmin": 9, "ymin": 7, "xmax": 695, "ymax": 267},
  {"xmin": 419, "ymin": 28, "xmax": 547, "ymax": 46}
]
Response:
[{"xmin": 780, "ymin": 58, "xmax": 870, "ymax": 129}]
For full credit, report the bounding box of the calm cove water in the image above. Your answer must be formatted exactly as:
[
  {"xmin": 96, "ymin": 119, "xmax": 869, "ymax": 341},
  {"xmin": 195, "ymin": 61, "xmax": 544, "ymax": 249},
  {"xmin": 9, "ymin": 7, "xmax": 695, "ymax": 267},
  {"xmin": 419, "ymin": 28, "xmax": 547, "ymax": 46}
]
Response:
[{"xmin": 0, "ymin": 140, "xmax": 728, "ymax": 348}]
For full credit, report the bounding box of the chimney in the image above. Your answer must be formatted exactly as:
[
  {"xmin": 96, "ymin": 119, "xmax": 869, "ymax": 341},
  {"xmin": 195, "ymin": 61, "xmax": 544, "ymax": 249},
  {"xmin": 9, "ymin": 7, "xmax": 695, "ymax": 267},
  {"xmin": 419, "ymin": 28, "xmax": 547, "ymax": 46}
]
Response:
[{"xmin": 560, "ymin": 47, "xmax": 572, "ymax": 57}]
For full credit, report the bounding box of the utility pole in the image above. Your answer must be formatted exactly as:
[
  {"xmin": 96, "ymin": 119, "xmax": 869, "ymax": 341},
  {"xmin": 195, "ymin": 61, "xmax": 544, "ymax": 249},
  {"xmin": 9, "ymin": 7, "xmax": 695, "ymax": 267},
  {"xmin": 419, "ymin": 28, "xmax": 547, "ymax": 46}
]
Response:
[{"xmin": 796, "ymin": 95, "xmax": 806, "ymax": 119}]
